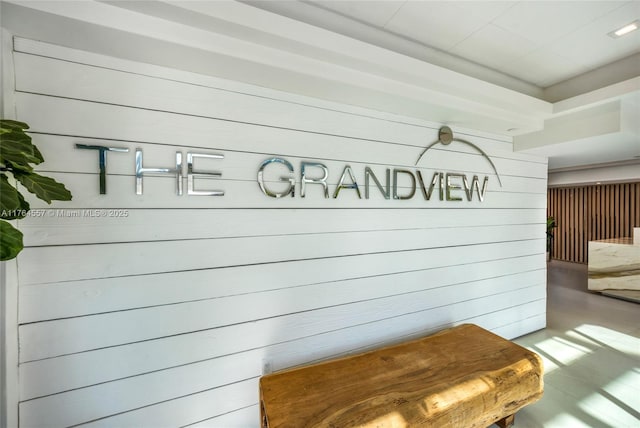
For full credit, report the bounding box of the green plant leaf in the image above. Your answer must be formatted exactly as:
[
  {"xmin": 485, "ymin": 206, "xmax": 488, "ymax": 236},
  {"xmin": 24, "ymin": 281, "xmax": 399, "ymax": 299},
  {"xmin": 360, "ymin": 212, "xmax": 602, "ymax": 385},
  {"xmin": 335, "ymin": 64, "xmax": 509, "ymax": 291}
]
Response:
[
  {"xmin": 0, "ymin": 119, "xmax": 70, "ymax": 261},
  {"xmin": 0, "ymin": 151, "xmax": 40, "ymax": 169},
  {"xmin": 0, "ymin": 127, "xmax": 41, "ymax": 167},
  {"xmin": 32, "ymin": 145, "xmax": 45, "ymax": 163},
  {"xmin": 0, "ymin": 120, "xmax": 44, "ymax": 171},
  {"xmin": 4, "ymin": 160, "xmax": 34, "ymax": 173},
  {"xmin": 1, "ymin": 190, "xmax": 30, "ymax": 220},
  {"xmin": 1, "ymin": 127, "xmax": 31, "ymax": 141},
  {"xmin": 1, "ymin": 133, "xmax": 34, "ymax": 149},
  {"xmin": 14, "ymin": 170, "xmax": 72, "ymax": 203},
  {"xmin": 0, "ymin": 219, "xmax": 24, "ymax": 261},
  {"xmin": 0, "ymin": 119, "xmax": 71, "ymax": 261},
  {"xmin": 0, "ymin": 119, "xmax": 29, "ymax": 131},
  {"xmin": 1, "ymin": 174, "xmax": 24, "ymax": 213},
  {"xmin": 0, "ymin": 174, "xmax": 20, "ymax": 207},
  {"xmin": 15, "ymin": 192, "xmax": 30, "ymax": 218}
]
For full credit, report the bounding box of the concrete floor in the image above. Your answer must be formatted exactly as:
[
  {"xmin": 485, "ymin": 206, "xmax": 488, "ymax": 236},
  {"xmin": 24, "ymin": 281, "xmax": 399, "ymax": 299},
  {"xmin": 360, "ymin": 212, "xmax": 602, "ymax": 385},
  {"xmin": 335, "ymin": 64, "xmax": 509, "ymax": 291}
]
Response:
[{"xmin": 512, "ymin": 261, "xmax": 640, "ymax": 428}]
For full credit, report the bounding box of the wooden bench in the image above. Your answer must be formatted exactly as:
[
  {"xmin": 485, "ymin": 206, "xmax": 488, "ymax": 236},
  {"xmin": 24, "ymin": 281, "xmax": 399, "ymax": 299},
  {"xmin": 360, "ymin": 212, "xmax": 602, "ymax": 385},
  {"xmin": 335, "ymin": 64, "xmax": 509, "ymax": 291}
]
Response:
[{"xmin": 260, "ymin": 324, "xmax": 543, "ymax": 427}]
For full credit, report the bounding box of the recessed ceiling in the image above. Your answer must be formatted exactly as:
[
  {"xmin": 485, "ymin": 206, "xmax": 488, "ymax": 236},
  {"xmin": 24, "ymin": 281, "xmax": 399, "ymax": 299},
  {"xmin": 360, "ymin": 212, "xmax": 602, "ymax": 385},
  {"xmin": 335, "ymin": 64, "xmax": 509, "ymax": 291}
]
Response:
[
  {"xmin": 245, "ymin": 0, "xmax": 640, "ymax": 170},
  {"xmin": 248, "ymin": 1, "xmax": 640, "ymax": 93}
]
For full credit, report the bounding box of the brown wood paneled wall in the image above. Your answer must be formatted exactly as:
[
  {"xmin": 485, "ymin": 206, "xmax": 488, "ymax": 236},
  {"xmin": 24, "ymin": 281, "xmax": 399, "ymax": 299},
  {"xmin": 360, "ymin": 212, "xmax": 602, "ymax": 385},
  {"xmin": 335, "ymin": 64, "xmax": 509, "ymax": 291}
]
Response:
[{"xmin": 547, "ymin": 182, "xmax": 640, "ymax": 263}]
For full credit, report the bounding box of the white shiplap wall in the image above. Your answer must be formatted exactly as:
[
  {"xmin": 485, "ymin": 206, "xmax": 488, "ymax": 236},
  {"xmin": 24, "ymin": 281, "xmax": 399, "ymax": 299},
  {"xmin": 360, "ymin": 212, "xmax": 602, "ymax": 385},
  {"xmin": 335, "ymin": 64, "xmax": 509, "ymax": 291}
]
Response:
[{"xmin": 9, "ymin": 37, "xmax": 547, "ymax": 427}]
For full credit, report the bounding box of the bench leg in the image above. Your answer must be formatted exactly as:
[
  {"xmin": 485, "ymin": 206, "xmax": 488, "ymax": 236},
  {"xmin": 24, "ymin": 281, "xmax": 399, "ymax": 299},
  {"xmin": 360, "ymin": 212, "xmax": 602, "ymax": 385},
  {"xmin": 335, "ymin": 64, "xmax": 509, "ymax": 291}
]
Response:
[
  {"xmin": 260, "ymin": 401, "xmax": 268, "ymax": 428},
  {"xmin": 496, "ymin": 414, "xmax": 515, "ymax": 428}
]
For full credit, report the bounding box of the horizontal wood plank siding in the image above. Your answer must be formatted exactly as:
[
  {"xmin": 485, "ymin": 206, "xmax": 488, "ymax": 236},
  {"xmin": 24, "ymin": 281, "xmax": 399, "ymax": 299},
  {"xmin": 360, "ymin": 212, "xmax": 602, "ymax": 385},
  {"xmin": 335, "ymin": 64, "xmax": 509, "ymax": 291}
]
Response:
[
  {"xmin": 547, "ymin": 182, "xmax": 640, "ymax": 263},
  {"xmin": 11, "ymin": 38, "xmax": 548, "ymax": 427}
]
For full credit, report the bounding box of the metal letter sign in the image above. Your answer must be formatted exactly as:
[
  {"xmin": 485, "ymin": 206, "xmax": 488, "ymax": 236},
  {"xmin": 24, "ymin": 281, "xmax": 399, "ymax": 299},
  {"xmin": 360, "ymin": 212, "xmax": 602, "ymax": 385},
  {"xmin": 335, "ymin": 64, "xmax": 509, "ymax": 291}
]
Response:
[
  {"xmin": 76, "ymin": 144, "xmax": 129, "ymax": 194},
  {"xmin": 77, "ymin": 127, "xmax": 499, "ymax": 202}
]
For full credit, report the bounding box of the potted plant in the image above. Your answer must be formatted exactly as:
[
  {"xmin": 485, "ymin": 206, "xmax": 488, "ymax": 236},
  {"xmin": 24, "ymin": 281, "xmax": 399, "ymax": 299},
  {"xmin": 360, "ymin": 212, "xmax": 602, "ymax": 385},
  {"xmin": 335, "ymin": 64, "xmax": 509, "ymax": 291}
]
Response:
[
  {"xmin": 546, "ymin": 216, "xmax": 557, "ymax": 262},
  {"xmin": 1, "ymin": 119, "xmax": 72, "ymax": 260}
]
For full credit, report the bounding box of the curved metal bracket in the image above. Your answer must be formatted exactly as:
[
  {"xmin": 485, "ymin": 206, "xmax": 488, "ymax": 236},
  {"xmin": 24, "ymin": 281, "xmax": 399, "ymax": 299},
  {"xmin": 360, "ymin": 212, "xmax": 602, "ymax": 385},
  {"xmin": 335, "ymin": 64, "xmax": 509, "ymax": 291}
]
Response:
[{"xmin": 415, "ymin": 126, "xmax": 502, "ymax": 187}]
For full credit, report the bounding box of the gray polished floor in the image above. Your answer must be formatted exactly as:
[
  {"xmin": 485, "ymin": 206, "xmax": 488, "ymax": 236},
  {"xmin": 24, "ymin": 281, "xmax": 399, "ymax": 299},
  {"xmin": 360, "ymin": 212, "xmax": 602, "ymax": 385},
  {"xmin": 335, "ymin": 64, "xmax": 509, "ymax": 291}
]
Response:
[{"xmin": 512, "ymin": 261, "xmax": 640, "ymax": 428}]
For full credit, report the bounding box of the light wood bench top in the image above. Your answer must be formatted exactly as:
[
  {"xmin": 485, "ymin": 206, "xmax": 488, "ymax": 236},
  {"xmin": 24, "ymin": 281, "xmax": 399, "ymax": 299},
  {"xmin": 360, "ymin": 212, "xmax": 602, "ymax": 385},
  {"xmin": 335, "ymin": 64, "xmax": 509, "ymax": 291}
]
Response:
[{"xmin": 260, "ymin": 324, "xmax": 543, "ymax": 427}]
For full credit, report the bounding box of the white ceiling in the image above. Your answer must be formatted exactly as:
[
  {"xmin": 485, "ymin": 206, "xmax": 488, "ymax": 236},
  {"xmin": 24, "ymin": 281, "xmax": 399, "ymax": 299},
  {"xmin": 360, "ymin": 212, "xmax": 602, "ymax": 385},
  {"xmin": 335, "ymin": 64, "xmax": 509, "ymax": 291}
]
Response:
[
  {"xmin": 244, "ymin": 0, "xmax": 640, "ymax": 170},
  {"xmin": 3, "ymin": 0, "xmax": 639, "ymax": 171},
  {"xmin": 250, "ymin": 1, "xmax": 640, "ymax": 91}
]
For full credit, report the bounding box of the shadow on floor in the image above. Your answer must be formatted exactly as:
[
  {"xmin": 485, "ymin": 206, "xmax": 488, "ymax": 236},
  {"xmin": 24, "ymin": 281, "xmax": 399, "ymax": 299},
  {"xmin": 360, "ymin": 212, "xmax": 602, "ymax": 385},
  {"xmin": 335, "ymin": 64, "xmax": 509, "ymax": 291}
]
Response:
[{"xmin": 512, "ymin": 261, "xmax": 639, "ymax": 428}]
